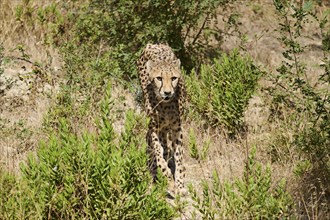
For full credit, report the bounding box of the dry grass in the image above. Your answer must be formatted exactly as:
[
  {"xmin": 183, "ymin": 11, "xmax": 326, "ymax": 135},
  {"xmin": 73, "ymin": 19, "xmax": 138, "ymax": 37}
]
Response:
[
  {"xmin": 0, "ymin": 0, "xmax": 61, "ymax": 63},
  {"xmin": 0, "ymin": 0, "xmax": 62, "ymax": 173}
]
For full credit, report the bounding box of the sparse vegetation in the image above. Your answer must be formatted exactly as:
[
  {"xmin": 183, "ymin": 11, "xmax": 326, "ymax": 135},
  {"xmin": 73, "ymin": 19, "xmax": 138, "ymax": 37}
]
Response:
[
  {"xmin": 188, "ymin": 128, "xmax": 211, "ymax": 161},
  {"xmin": 271, "ymin": 0, "xmax": 330, "ymax": 165},
  {"xmin": 1, "ymin": 0, "xmax": 329, "ymax": 219},
  {"xmin": 189, "ymin": 147, "xmax": 293, "ymax": 219},
  {"xmin": 269, "ymin": 0, "xmax": 330, "ymax": 216}
]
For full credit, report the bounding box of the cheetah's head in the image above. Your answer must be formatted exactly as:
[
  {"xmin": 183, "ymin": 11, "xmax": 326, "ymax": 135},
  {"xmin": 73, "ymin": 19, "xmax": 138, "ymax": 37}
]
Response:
[{"xmin": 147, "ymin": 59, "xmax": 181, "ymax": 102}]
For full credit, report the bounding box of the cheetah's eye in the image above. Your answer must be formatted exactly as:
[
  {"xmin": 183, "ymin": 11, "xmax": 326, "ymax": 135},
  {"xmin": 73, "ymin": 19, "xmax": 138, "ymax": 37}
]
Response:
[
  {"xmin": 171, "ymin": 77, "xmax": 178, "ymax": 81},
  {"xmin": 156, "ymin": 77, "xmax": 162, "ymax": 82}
]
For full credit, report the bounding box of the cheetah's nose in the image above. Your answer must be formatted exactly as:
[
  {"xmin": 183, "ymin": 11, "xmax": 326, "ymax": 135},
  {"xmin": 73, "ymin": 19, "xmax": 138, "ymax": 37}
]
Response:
[{"xmin": 164, "ymin": 91, "xmax": 171, "ymax": 96}]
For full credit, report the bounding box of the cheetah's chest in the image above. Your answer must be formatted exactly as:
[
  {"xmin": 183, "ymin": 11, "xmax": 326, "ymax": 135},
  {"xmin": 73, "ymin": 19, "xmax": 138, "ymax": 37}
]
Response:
[{"xmin": 152, "ymin": 102, "xmax": 180, "ymax": 129}]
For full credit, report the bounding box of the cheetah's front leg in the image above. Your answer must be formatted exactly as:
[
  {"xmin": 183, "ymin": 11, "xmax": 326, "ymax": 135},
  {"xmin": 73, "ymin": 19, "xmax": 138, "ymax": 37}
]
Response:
[
  {"xmin": 147, "ymin": 128, "xmax": 173, "ymax": 181},
  {"xmin": 172, "ymin": 123, "xmax": 186, "ymax": 195}
]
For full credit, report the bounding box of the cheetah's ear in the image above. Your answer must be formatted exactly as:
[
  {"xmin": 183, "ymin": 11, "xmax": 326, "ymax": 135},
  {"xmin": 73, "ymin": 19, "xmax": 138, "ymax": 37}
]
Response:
[
  {"xmin": 173, "ymin": 59, "xmax": 181, "ymax": 69},
  {"xmin": 146, "ymin": 60, "xmax": 154, "ymax": 72}
]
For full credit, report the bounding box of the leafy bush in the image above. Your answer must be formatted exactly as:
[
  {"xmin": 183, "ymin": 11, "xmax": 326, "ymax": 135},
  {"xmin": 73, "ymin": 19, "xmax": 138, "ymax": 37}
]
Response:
[
  {"xmin": 186, "ymin": 50, "xmax": 263, "ymax": 134},
  {"xmin": 189, "ymin": 146, "xmax": 293, "ymax": 219},
  {"xmin": 0, "ymin": 88, "xmax": 174, "ymax": 219},
  {"xmin": 67, "ymin": 0, "xmax": 233, "ymax": 78}
]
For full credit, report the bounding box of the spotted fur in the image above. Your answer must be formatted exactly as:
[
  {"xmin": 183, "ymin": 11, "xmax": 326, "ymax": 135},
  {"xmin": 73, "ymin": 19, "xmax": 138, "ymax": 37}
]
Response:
[{"xmin": 137, "ymin": 43, "xmax": 186, "ymax": 195}]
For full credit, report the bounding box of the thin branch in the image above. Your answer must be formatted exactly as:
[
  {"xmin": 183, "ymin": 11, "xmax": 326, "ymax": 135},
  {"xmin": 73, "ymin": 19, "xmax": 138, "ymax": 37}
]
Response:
[{"xmin": 192, "ymin": 12, "xmax": 210, "ymax": 45}]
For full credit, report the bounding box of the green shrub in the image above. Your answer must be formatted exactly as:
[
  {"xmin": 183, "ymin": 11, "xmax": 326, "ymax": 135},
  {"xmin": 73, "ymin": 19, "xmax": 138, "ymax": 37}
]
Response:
[
  {"xmin": 186, "ymin": 50, "xmax": 263, "ymax": 134},
  {"xmin": 0, "ymin": 88, "xmax": 175, "ymax": 219},
  {"xmin": 68, "ymin": 0, "xmax": 233, "ymax": 78},
  {"xmin": 189, "ymin": 146, "xmax": 293, "ymax": 219},
  {"xmin": 0, "ymin": 168, "xmax": 21, "ymax": 219}
]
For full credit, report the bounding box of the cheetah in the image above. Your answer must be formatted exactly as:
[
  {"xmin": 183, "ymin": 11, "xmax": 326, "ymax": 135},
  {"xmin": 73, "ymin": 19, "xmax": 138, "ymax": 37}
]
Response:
[{"xmin": 137, "ymin": 43, "xmax": 186, "ymax": 196}]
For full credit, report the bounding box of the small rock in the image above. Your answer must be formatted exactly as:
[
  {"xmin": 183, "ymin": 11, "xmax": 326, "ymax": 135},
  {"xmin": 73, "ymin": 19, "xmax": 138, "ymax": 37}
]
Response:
[{"xmin": 43, "ymin": 83, "xmax": 52, "ymax": 95}]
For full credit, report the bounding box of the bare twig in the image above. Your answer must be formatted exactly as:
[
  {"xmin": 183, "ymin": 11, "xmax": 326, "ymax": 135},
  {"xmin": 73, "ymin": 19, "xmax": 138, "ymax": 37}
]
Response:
[{"xmin": 192, "ymin": 13, "xmax": 210, "ymax": 45}]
